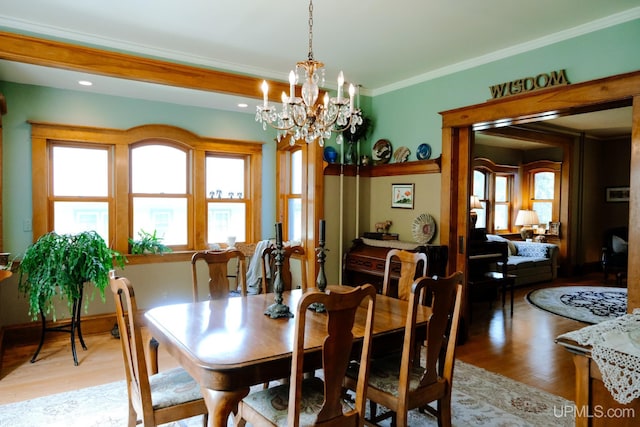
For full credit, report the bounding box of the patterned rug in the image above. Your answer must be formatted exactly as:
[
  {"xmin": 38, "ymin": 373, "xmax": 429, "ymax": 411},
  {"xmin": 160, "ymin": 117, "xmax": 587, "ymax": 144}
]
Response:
[
  {"xmin": 527, "ymin": 286, "xmax": 627, "ymax": 324},
  {"xmin": 0, "ymin": 361, "xmax": 574, "ymax": 427}
]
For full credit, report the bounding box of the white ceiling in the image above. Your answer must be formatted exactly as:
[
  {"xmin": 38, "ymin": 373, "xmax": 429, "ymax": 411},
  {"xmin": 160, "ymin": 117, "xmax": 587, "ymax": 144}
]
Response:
[
  {"xmin": 475, "ymin": 106, "xmax": 634, "ymax": 149},
  {"xmin": 0, "ymin": 1, "xmax": 639, "ymax": 122}
]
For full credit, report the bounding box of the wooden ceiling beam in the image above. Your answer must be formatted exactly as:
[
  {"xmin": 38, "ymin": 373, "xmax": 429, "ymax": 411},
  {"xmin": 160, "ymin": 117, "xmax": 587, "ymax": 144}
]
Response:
[{"xmin": 0, "ymin": 31, "xmax": 290, "ymax": 101}]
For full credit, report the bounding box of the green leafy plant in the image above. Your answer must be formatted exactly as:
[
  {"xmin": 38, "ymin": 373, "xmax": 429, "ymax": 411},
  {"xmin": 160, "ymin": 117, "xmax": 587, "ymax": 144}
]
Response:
[
  {"xmin": 128, "ymin": 229, "xmax": 172, "ymax": 255},
  {"xmin": 18, "ymin": 230, "xmax": 126, "ymax": 320},
  {"xmin": 342, "ymin": 115, "xmax": 372, "ymax": 143}
]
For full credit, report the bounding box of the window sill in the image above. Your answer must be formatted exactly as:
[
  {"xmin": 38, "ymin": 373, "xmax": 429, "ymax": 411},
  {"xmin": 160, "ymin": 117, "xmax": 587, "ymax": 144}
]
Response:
[{"xmin": 124, "ymin": 251, "xmax": 194, "ymax": 266}]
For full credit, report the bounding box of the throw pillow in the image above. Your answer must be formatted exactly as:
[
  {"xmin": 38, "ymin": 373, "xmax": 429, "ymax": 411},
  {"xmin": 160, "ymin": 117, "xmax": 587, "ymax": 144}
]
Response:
[
  {"xmin": 612, "ymin": 235, "xmax": 628, "ymax": 253},
  {"xmin": 486, "ymin": 234, "xmax": 517, "ymax": 256}
]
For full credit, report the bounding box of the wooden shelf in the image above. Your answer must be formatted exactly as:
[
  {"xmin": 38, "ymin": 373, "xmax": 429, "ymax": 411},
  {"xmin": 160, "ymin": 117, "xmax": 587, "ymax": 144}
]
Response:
[{"xmin": 324, "ymin": 157, "xmax": 441, "ymax": 177}]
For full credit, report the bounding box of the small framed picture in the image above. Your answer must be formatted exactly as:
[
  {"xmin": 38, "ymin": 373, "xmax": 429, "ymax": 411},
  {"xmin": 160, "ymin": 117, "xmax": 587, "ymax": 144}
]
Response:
[
  {"xmin": 391, "ymin": 183, "xmax": 414, "ymax": 209},
  {"xmin": 548, "ymin": 221, "xmax": 561, "ymax": 236},
  {"xmin": 605, "ymin": 186, "xmax": 630, "ymax": 202}
]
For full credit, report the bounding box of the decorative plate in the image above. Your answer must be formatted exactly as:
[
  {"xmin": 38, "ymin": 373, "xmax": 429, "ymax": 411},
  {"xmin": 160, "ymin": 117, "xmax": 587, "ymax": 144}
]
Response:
[
  {"xmin": 323, "ymin": 146, "xmax": 338, "ymax": 163},
  {"xmin": 412, "ymin": 213, "xmax": 436, "ymax": 244},
  {"xmin": 393, "ymin": 146, "xmax": 411, "ymax": 163},
  {"xmin": 416, "ymin": 143, "xmax": 432, "ymax": 160},
  {"xmin": 372, "ymin": 139, "xmax": 392, "ymax": 164}
]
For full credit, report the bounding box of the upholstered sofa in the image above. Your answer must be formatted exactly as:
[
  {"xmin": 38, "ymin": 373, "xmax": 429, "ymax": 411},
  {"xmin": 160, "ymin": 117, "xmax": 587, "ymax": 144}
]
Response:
[{"xmin": 486, "ymin": 234, "xmax": 559, "ymax": 286}]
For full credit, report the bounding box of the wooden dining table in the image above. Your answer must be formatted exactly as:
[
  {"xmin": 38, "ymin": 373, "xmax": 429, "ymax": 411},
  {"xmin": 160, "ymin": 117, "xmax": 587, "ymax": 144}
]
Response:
[{"xmin": 144, "ymin": 285, "xmax": 430, "ymax": 427}]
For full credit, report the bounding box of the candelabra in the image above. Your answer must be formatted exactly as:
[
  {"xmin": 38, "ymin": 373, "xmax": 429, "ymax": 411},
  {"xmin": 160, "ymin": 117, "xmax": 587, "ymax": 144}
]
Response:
[
  {"xmin": 309, "ymin": 219, "xmax": 327, "ymax": 312},
  {"xmin": 265, "ymin": 223, "xmax": 293, "ymax": 319}
]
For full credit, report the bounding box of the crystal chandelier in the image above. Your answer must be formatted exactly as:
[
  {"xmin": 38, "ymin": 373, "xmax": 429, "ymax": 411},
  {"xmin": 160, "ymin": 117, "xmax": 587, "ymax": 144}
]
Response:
[{"xmin": 256, "ymin": 0, "xmax": 363, "ymax": 147}]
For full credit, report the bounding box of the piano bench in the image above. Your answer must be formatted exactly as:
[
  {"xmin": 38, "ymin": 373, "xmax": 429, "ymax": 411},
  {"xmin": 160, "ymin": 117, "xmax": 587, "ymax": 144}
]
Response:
[{"xmin": 468, "ymin": 271, "xmax": 515, "ymax": 319}]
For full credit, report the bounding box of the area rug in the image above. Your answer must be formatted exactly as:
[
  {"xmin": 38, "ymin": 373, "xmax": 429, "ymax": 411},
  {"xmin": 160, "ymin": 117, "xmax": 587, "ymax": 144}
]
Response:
[
  {"xmin": 0, "ymin": 361, "xmax": 574, "ymax": 427},
  {"xmin": 527, "ymin": 286, "xmax": 627, "ymax": 324}
]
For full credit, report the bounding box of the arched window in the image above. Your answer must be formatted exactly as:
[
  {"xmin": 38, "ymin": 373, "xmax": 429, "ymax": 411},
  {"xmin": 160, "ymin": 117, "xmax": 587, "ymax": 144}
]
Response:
[
  {"xmin": 131, "ymin": 143, "xmax": 188, "ymax": 247},
  {"xmin": 31, "ymin": 123, "xmax": 262, "ymax": 262}
]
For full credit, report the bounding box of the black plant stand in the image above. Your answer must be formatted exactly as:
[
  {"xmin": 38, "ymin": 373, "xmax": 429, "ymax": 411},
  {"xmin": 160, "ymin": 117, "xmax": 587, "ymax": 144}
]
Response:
[{"xmin": 31, "ymin": 285, "xmax": 87, "ymax": 366}]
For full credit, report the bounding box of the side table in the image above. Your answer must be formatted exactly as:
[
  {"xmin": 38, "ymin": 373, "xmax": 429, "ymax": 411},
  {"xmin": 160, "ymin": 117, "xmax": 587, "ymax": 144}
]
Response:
[
  {"xmin": 484, "ymin": 271, "xmax": 515, "ymax": 317},
  {"xmin": 556, "ymin": 310, "xmax": 640, "ymax": 426}
]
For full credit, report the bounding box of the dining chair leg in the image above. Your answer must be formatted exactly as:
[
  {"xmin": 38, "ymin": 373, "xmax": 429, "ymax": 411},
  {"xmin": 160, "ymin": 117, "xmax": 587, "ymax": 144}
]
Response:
[
  {"xmin": 368, "ymin": 400, "xmax": 378, "ymax": 423},
  {"xmin": 396, "ymin": 407, "xmax": 408, "ymax": 427},
  {"xmin": 438, "ymin": 394, "xmax": 453, "ymax": 427},
  {"xmin": 127, "ymin": 402, "xmax": 137, "ymax": 427},
  {"xmin": 234, "ymin": 411, "xmax": 247, "ymax": 427}
]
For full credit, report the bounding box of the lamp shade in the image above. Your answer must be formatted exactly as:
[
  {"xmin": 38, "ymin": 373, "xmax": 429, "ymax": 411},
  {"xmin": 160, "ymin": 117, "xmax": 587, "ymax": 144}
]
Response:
[
  {"xmin": 515, "ymin": 210, "xmax": 540, "ymax": 226},
  {"xmin": 470, "ymin": 195, "xmax": 483, "ymax": 210}
]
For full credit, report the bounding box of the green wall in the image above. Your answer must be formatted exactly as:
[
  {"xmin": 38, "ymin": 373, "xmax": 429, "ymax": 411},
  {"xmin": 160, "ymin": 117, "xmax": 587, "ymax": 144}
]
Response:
[
  {"xmin": 367, "ymin": 19, "xmax": 640, "ymax": 160},
  {"xmin": 0, "ymin": 81, "xmax": 277, "ymax": 255}
]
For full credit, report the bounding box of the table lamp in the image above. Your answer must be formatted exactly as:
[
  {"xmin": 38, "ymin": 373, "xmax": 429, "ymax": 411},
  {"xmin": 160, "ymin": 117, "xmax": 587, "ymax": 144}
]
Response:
[
  {"xmin": 470, "ymin": 195, "xmax": 483, "ymax": 228},
  {"xmin": 515, "ymin": 209, "xmax": 540, "ymax": 240}
]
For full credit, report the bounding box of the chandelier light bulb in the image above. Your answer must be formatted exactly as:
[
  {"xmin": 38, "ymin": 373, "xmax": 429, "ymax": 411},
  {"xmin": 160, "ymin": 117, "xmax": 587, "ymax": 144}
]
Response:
[
  {"xmin": 337, "ymin": 71, "xmax": 344, "ymax": 102},
  {"xmin": 349, "ymin": 84, "xmax": 355, "ymax": 112},
  {"xmin": 289, "ymin": 70, "xmax": 296, "ymax": 101},
  {"xmin": 261, "ymin": 80, "xmax": 269, "ymax": 107}
]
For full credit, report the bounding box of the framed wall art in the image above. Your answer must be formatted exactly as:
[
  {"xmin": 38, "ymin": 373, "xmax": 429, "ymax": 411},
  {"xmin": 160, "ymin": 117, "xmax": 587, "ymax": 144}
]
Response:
[
  {"xmin": 605, "ymin": 186, "xmax": 630, "ymax": 202},
  {"xmin": 548, "ymin": 221, "xmax": 561, "ymax": 237},
  {"xmin": 391, "ymin": 183, "xmax": 414, "ymax": 209}
]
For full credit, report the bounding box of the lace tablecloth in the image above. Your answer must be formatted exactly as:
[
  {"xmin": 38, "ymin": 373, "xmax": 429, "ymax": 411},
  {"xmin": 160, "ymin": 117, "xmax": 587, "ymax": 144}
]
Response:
[{"xmin": 557, "ymin": 308, "xmax": 640, "ymax": 404}]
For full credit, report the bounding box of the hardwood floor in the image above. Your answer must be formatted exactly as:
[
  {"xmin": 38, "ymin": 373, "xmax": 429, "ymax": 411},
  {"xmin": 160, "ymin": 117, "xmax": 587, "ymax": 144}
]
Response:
[{"xmin": 0, "ymin": 273, "xmax": 611, "ymax": 406}]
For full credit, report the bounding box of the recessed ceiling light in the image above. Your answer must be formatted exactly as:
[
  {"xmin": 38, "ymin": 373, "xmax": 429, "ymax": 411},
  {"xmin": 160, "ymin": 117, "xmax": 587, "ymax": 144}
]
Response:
[
  {"xmin": 237, "ymin": 103, "xmax": 248, "ymax": 108},
  {"xmin": 78, "ymin": 80, "xmax": 93, "ymax": 86}
]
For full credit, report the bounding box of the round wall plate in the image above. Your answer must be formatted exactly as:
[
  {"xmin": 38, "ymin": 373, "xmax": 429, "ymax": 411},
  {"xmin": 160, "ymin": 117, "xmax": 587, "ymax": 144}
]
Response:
[
  {"xmin": 372, "ymin": 139, "xmax": 392, "ymax": 164},
  {"xmin": 412, "ymin": 213, "xmax": 436, "ymax": 244},
  {"xmin": 416, "ymin": 143, "xmax": 432, "ymax": 160},
  {"xmin": 393, "ymin": 146, "xmax": 411, "ymax": 163}
]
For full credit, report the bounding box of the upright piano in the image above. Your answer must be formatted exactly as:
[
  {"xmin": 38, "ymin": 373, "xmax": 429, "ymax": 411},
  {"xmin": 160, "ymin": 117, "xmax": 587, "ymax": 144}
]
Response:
[{"xmin": 342, "ymin": 238, "xmax": 448, "ymax": 293}]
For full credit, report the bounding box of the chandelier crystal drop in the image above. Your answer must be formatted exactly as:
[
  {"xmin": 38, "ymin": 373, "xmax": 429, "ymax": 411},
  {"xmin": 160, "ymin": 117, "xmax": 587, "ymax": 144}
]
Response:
[{"xmin": 256, "ymin": 0, "xmax": 362, "ymax": 147}]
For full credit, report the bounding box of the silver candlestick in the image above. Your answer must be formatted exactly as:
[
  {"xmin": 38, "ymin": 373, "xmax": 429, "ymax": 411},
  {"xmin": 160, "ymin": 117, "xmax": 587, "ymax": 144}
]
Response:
[
  {"xmin": 310, "ymin": 219, "xmax": 327, "ymax": 312},
  {"xmin": 265, "ymin": 222, "xmax": 293, "ymax": 319}
]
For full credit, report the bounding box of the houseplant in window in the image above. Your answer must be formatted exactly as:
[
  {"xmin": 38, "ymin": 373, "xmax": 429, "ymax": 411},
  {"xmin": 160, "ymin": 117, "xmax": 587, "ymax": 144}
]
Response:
[
  {"xmin": 18, "ymin": 230, "xmax": 126, "ymax": 364},
  {"xmin": 128, "ymin": 229, "xmax": 172, "ymax": 254}
]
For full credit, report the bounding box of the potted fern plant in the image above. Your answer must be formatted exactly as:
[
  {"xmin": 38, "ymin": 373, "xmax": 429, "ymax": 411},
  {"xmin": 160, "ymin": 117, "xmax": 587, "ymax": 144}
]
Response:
[
  {"xmin": 18, "ymin": 230, "xmax": 126, "ymax": 365},
  {"xmin": 19, "ymin": 230, "xmax": 127, "ymax": 321},
  {"xmin": 128, "ymin": 229, "xmax": 172, "ymax": 254}
]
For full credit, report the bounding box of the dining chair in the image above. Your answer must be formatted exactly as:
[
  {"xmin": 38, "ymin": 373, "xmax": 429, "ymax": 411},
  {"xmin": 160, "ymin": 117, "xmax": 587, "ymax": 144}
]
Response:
[
  {"xmin": 109, "ymin": 272, "xmax": 208, "ymax": 427},
  {"xmin": 235, "ymin": 284, "xmax": 377, "ymax": 427},
  {"xmin": 382, "ymin": 249, "xmax": 428, "ymax": 301},
  {"xmin": 381, "ymin": 249, "xmax": 429, "ymax": 363},
  {"xmin": 191, "ymin": 249, "xmax": 247, "ymax": 301},
  {"xmin": 260, "ymin": 244, "xmax": 307, "ymax": 294},
  {"xmin": 344, "ymin": 272, "xmax": 463, "ymax": 427},
  {"xmin": 261, "ymin": 243, "xmax": 312, "ymax": 389}
]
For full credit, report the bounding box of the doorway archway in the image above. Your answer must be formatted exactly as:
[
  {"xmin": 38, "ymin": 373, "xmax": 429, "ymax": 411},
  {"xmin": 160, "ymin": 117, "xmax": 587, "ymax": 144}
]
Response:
[{"xmin": 439, "ymin": 70, "xmax": 640, "ymax": 310}]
